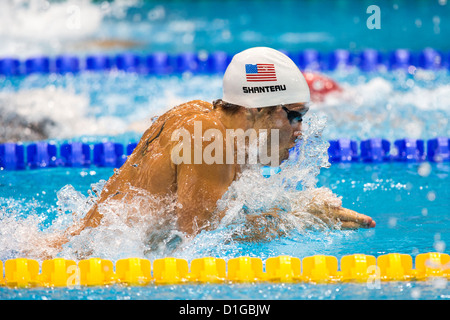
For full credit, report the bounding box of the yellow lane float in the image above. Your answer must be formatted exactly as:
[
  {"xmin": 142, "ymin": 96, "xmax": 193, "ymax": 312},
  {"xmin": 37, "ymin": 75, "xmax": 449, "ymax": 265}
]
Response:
[{"xmin": 1, "ymin": 252, "xmax": 449, "ymax": 288}]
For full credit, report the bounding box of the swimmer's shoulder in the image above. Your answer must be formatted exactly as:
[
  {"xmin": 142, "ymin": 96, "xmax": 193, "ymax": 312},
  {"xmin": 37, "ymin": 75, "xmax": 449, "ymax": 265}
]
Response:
[
  {"xmin": 140, "ymin": 100, "xmax": 223, "ymax": 148},
  {"xmin": 129, "ymin": 101, "xmax": 217, "ymax": 161},
  {"xmin": 171, "ymin": 100, "xmax": 214, "ymax": 115}
]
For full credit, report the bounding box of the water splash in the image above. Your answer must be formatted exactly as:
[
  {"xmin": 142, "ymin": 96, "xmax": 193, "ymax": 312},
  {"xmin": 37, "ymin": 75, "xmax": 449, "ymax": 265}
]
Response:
[
  {"xmin": 54, "ymin": 184, "xmax": 184, "ymax": 261},
  {"xmin": 2, "ymin": 71, "xmax": 449, "ymax": 143},
  {"xmin": 0, "ymin": 0, "xmax": 104, "ymax": 57},
  {"xmin": 0, "ymin": 74, "xmax": 223, "ymax": 143},
  {"xmin": 174, "ymin": 113, "xmax": 343, "ymax": 260},
  {"xmin": 0, "ymin": 112, "xmax": 339, "ymax": 262},
  {"xmin": 0, "ymin": 85, "xmax": 128, "ymax": 143},
  {"xmin": 0, "ymin": 197, "xmax": 63, "ymax": 261},
  {"xmin": 316, "ymin": 74, "xmax": 450, "ymax": 140}
]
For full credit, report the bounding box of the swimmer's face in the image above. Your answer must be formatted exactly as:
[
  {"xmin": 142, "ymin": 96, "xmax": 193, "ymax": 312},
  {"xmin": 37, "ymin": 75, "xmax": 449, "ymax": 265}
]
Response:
[{"xmin": 255, "ymin": 103, "xmax": 309, "ymax": 161}]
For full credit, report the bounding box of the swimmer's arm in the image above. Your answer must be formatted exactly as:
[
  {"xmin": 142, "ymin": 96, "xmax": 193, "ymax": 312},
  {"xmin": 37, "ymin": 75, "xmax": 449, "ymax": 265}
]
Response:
[
  {"xmin": 176, "ymin": 161, "xmax": 235, "ymax": 235},
  {"xmin": 173, "ymin": 114, "xmax": 236, "ymax": 235},
  {"xmin": 243, "ymin": 202, "xmax": 375, "ymax": 234},
  {"xmin": 40, "ymin": 203, "xmax": 101, "ymax": 257}
]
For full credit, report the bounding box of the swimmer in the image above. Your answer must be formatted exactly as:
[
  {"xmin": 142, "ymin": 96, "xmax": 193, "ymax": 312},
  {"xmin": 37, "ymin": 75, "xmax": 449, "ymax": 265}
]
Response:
[
  {"xmin": 49, "ymin": 47, "xmax": 375, "ymax": 255},
  {"xmin": 70, "ymin": 39, "xmax": 143, "ymax": 51}
]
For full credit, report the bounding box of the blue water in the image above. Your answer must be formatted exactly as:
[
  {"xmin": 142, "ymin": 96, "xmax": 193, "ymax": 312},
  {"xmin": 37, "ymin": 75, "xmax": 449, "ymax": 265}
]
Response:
[
  {"xmin": 99, "ymin": 0, "xmax": 450, "ymax": 53},
  {"xmin": 2, "ymin": 0, "xmax": 450, "ymax": 57},
  {"xmin": 1, "ymin": 0, "xmax": 450, "ymax": 300},
  {"xmin": 1, "ymin": 281, "xmax": 449, "ymax": 300},
  {"xmin": 1, "ymin": 163, "xmax": 449, "ymax": 258}
]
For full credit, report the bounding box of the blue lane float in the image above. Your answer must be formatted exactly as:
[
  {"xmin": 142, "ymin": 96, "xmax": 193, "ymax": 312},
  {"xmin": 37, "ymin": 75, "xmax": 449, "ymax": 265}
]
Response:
[
  {"xmin": 199, "ymin": 51, "xmax": 230, "ymax": 74},
  {"xmin": 418, "ymin": 48, "xmax": 443, "ymax": 70},
  {"xmin": 115, "ymin": 53, "xmax": 142, "ymax": 72},
  {"xmin": 25, "ymin": 57, "xmax": 50, "ymax": 74},
  {"xmin": 0, "ymin": 143, "xmax": 25, "ymax": 170},
  {"xmin": 60, "ymin": 142, "xmax": 91, "ymax": 167},
  {"xmin": 86, "ymin": 55, "xmax": 112, "ymax": 71},
  {"xmin": 394, "ymin": 139, "xmax": 425, "ymax": 162},
  {"xmin": 145, "ymin": 52, "xmax": 172, "ymax": 74},
  {"xmin": 296, "ymin": 49, "xmax": 323, "ymax": 71},
  {"xmin": 27, "ymin": 142, "xmax": 58, "ymax": 169},
  {"xmin": 354, "ymin": 49, "xmax": 385, "ymax": 72},
  {"xmin": 327, "ymin": 49, "xmax": 352, "ymax": 70},
  {"xmin": 389, "ymin": 49, "xmax": 415, "ymax": 70},
  {"xmin": 176, "ymin": 52, "xmax": 199, "ymax": 73},
  {"xmin": 360, "ymin": 138, "xmax": 391, "ymax": 162},
  {"xmin": 427, "ymin": 137, "xmax": 450, "ymax": 162},
  {"xmin": 1, "ymin": 48, "xmax": 448, "ymax": 76},
  {"xmin": 55, "ymin": 55, "xmax": 80, "ymax": 74},
  {"xmin": 0, "ymin": 58, "xmax": 21, "ymax": 76},
  {"xmin": 126, "ymin": 142, "xmax": 138, "ymax": 156},
  {"xmin": 1, "ymin": 138, "xmax": 449, "ymax": 171},
  {"xmin": 328, "ymin": 138, "xmax": 359, "ymax": 163}
]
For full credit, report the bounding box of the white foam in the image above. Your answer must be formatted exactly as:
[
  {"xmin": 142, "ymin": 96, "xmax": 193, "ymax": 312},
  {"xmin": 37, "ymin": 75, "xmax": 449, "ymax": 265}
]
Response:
[
  {"xmin": 313, "ymin": 76, "xmax": 450, "ymax": 139},
  {"xmin": 0, "ymin": 0, "xmax": 104, "ymax": 57},
  {"xmin": 0, "ymin": 0, "xmax": 102, "ymax": 40},
  {"xmin": 0, "ymin": 198, "xmax": 61, "ymax": 261}
]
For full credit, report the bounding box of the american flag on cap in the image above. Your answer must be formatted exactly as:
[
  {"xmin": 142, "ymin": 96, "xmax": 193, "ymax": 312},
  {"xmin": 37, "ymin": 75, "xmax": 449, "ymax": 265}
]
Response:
[{"xmin": 245, "ymin": 63, "xmax": 277, "ymax": 82}]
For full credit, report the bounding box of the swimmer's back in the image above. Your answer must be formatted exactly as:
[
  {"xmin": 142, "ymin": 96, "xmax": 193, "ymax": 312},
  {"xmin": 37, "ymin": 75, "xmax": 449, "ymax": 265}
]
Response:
[
  {"xmin": 100, "ymin": 100, "xmax": 219, "ymax": 198},
  {"xmin": 70, "ymin": 100, "xmax": 221, "ymax": 232},
  {"xmin": 139, "ymin": 99, "xmax": 215, "ymax": 153}
]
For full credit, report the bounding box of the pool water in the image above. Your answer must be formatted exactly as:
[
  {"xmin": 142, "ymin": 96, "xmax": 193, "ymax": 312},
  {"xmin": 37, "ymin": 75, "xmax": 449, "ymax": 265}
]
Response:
[
  {"xmin": 1, "ymin": 0, "xmax": 450, "ymax": 57},
  {"xmin": 1, "ymin": 70, "xmax": 449, "ymax": 143},
  {"xmin": 1, "ymin": 279, "xmax": 449, "ymax": 300},
  {"xmin": 1, "ymin": 162, "xmax": 449, "ymax": 258},
  {"xmin": 0, "ymin": 0, "xmax": 449, "ymax": 300}
]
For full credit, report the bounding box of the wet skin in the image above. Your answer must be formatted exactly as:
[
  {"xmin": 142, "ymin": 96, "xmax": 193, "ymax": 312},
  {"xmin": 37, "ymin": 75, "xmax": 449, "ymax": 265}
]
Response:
[{"xmin": 55, "ymin": 100, "xmax": 375, "ymax": 252}]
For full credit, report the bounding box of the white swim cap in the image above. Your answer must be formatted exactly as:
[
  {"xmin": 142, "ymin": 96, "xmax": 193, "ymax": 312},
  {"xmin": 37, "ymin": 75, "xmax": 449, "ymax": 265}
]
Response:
[{"xmin": 222, "ymin": 47, "xmax": 310, "ymax": 108}]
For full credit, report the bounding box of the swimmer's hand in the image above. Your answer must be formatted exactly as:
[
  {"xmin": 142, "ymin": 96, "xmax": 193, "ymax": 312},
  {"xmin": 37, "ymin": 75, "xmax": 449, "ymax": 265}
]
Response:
[{"xmin": 305, "ymin": 202, "xmax": 376, "ymax": 230}]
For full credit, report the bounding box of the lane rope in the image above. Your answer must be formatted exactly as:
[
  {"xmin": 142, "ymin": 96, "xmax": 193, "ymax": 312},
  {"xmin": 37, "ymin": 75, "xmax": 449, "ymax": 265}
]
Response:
[
  {"xmin": 1, "ymin": 138, "xmax": 449, "ymax": 171},
  {"xmin": 0, "ymin": 48, "xmax": 447, "ymax": 76}
]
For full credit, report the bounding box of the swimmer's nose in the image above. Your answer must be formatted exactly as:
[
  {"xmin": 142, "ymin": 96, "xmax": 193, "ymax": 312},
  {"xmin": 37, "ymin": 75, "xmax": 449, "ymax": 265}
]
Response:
[{"xmin": 294, "ymin": 131, "xmax": 302, "ymax": 137}]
